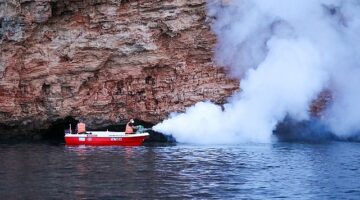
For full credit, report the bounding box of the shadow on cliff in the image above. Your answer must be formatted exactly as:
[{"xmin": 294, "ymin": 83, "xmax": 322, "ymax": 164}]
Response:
[
  {"xmin": 92, "ymin": 119, "xmax": 175, "ymax": 144},
  {"xmin": 2, "ymin": 116, "xmax": 359, "ymax": 144},
  {"xmin": 274, "ymin": 117, "xmax": 360, "ymax": 143},
  {"xmin": 0, "ymin": 117, "xmax": 175, "ymax": 144},
  {"xmin": 42, "ymin": 116, "xmax": 79, "ymax": 142},
  {"xmin": 41, "ymin": 117, "xmax": 175, "ymax": 144}
]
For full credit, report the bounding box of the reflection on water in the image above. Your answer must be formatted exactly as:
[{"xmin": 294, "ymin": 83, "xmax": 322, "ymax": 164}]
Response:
[{"xmin": 0, "ymin": 142, "xmax": 360, "ymax": 199}]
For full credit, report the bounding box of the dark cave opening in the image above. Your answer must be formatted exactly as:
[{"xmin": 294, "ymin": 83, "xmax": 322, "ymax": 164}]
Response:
[
  {"xmin": 42, "ymin": 116, "xmax": 78, "ymax": 141},
  {"xmin": 134, "ymin": 119, "xmax": 175, "ymax": 143},
  {"xmin": 274, "ymin": 118, "xmax": 337, "ymax": 143},
  {"xmin": 42, "ymin": 117, "xmax": 174, "ymax": 143},
  {"xmin": 94, "ymin": 119, "xmax": 175, "ymax": 143}
]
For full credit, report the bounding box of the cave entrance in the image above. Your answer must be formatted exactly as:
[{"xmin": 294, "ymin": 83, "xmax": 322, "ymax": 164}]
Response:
[
  {"xmin": 43, "ymin": 116, "xmax": 78, "ymax": 141},
  {"xmin": 42, "ymin": 117, "xmax": 175, "ymax": 143}
]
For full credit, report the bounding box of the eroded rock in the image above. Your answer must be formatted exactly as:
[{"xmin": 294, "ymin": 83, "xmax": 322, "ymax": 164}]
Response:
[{"xmin": 0, "ymin": 0, "xmax": 239, "ymax": 136}]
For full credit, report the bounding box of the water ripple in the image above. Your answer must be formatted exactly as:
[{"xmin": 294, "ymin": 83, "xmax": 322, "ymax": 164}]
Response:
[{"xmin": 0, "ymin": 142, "xmax": 359, "ymax": 199}]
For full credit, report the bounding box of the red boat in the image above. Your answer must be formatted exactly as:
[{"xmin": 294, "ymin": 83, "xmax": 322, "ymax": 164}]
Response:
[{"xmin": 65, "ymin": 131, "xmax": 149, "ymax": 146}]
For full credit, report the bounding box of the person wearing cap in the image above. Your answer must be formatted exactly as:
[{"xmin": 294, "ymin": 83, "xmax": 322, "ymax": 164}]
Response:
[{"xmin": 125, "ymin": 119, "xmax": 136, "ymax": 134}]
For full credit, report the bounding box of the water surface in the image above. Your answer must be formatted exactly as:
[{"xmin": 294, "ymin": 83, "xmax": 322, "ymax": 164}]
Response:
[{"xmin": 0, "ymin": 142, "xmax": 359, "ymax": 199}]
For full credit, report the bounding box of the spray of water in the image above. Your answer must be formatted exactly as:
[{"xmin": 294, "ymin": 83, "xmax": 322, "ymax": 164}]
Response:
[{"xmin": 153, "ymin": 0, "xmax": 360, "ymax": 144}]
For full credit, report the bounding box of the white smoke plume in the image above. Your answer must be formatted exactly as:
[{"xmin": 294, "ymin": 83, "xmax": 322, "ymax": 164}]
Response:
[{"xmin": 153, "ymin": 0, "xmax": 360, "ymax": 144}]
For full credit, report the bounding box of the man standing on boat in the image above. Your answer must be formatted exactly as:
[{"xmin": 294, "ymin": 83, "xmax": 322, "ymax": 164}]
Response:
[
  {"xmin": 77, "ymin": 122, "xmax": 86, "ymax": 134},
  {"xmin": 125, "ymin": 119, "xmax": 137, "ymax": 134}
]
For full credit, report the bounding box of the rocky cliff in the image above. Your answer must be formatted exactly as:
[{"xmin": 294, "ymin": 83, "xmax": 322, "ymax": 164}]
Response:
[{"xmin": 0, "ymin": 0, "xmax": 239, "ymax": 137}]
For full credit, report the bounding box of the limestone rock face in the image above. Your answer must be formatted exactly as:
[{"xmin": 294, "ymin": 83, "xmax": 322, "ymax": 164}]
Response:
[{"xmin": 0, "ymin": 0, "xmax": 239, "ymax": 134}]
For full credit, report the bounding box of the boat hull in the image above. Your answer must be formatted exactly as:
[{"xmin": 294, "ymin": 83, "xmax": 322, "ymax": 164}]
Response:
[{"xmin": 65, "ymin": 132, "xmax": 149, "ymax": 146}]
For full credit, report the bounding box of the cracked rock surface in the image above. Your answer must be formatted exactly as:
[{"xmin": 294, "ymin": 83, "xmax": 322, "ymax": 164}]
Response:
[{"xmin": 0, "ymin": 0, "xmax": 239, "ymax": 136}]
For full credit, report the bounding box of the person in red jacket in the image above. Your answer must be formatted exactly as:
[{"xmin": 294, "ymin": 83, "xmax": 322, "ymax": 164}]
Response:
[{"xmin": 125, "ymin": 119, "xmax": 136, "ymax": 134}]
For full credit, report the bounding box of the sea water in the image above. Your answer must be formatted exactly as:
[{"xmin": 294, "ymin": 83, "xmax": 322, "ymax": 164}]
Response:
[{"xmin": 0, "ymin": 141, "xmax": 359, "ymax": 199}]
